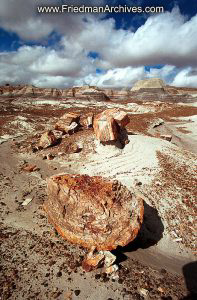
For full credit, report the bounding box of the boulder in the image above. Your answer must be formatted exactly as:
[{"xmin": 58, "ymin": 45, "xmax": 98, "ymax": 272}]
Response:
[
  {"xmin": 44, "ymin": 174, "xmax": 144, "ymax": 251},
  {"xmin": 39, "ymin": 130, "xmax": 57, "ymax": 149},
  {"xmin": 55, "ymin": 112, "xmax": 80, "ymax": 133},
  {"xmin": 93, "ymin": 108, "xmax": 129, "ymax": 142}
]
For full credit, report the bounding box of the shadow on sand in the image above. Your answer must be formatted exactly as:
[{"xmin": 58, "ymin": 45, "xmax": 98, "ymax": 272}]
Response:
[
  {"xmin": 112, "ymin": 200, "xmax": 164, "ymax": 263},
  {"xmin": 181, "ymin": 262, "xmax": 197, "ymax": 300}
]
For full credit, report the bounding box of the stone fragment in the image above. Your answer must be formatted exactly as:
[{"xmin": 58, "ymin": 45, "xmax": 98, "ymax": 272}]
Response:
[
  {"xmin": 102, "ymin": 251, "xmax": 116, "ymax": 267},
  {"xmin": 64, "ymin": 291, "xmax": 72, "ymax": 300},
  {"xmin": 67, "ymin": 122, "xmax": 78, "ymax": 135},
  {"xmin": 44, "ymin": 174, "xmax": 144, "ymax": 251},
  {"xmin": 158, "ymin": 287, "xmax": 165, "ymax": 293},
  {"xmin": 80, "ymin": 113, "xmax": 94, "ymax": 128},
  {"xmin": 93, "ymin": 108, "xmax": 129, "ymax": 142},
  {"xmin": 65, "ymin": 142, "xmax": 81, "ymax": 154},
  {"xmin": 104, "ymin": 264, "xmax": 119, "ymax": 275},
  {"xmin": 55, "ymin": 112, "xmax": 80, "ymax": 133},
  {"xmin": 82, "ymin": 248, "xmax": 116, "ymax": 272},
  {"xmin": 139, "ymin": 288, "xmax": 149, "ymax": 297},
  {"xmin": 22, "ymin": 197, "xmax": 33, "ymax": 206},
  {"xmin": 86, "ymin": 115, "xmax": 93, "ymax": 128},
  {"xmin": 43, "ymin": 154, "xmax": 55, "ymax": 160},
  {"xmin": 22, "ymin": 164, "xmax": 38, "ymax": 172},
  {"xmin": 111, "ymin": 109, "xmax": 130, "ymax": 127},
  {"xmin": 39, "ymin": 130, "xmax": 57, "ymax": 149},
  {"xmin": 151, "ymin": 118, "xmax": 164, "ymax": 128},
  {"xmin": 53, "ymin": 130, "xmax": 63, "ymax": 139},
  {"xmin": 160, "ymin": 135, "xmax": 172, "ymax": 142},
  {"xmin": 82, "ymin": 247, "xmax": 105, "ymax": 272}
]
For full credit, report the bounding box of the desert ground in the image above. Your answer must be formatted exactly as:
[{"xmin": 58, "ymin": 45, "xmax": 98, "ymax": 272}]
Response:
[{"xmin": 0, "ymin": 81, "xmax": 197, "ymax": 300}]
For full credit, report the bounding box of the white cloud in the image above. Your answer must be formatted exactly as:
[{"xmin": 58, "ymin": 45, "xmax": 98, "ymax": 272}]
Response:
[
  {"xmin": 81, "ymin": 66, "xmax": 145, "ymax": 88},
  {"xmin": 0, "ymin": 0, "xmax": 105, "ymax": 41},
  {"xmin": 146, "ymin": 65, "xmax": 178, "ymax": 83},
  {"xmin": 0, "ymin": 45, "xmax": 96, "ymax": 87},
  {"xmin": 172, "ymin": 67, "xmax": 197, "ymax": 87},
  {"xmin": 0, "ymin": 1, "xmax": 197, "ymax": 88},
  {"xmin": 94, "ymin": 7, "xmax": 197, "ymax": 68},
  {"xmin": 58, "ymin": 6, "xmax": 197, "ymax": 69}
]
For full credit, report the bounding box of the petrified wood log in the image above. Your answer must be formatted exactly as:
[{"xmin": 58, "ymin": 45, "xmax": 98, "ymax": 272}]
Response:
[
  {"xmin": 55, "ymin": 112, "xmax": 80, "ymax": 133},
  {"xmin": 93, "ymin": 108, "xmax": 129, "ymax": 142},
  {"xmin": 44, "ymin": 174, "xmax": 144, "ymax": 250},
  {"xmin": 39, "ymin": 130, "xmax": 57, "ymax": 149}
]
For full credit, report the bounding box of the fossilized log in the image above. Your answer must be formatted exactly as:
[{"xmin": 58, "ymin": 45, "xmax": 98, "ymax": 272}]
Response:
[{"xmin": 44, "ymin": 174, "xmax": 144, "ymax": 250}]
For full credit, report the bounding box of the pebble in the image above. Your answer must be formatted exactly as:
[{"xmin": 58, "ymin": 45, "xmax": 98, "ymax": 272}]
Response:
[
  {"xmin": 139, "ymin": 288, "xmax": 149, "ymax": 297},
  {"xmin": 74, "ymin": 290, "xmax": 81, "ymax": 296}
]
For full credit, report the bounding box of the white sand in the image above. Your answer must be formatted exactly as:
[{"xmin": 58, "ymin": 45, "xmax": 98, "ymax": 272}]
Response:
[
  {"xmin": 80, "ymin": 135, "xmax": 176, "ymax": 189},
  {"xmin": 0, "ymin": 134, "xmax": 22, "ymax": 144},
  {"xmin": 31, "ymin": 100, "xmax": 61, "ymax": 105},
  {"xmin": 175, "ymin": 115, "xmax": 197, "ymax": 141}
]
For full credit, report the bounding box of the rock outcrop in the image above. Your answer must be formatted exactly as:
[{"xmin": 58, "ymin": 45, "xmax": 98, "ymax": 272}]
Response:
[
  {"xmin": 93, "ymin": 108, "xmax": 129, "ymax": 142},
  {"xmin": 81, "ymin": 88, "xmax": 110, "ymax": 102},
  {"xmin": 131, "ymin": 78, "xmax": 166, "ymax": 91},
  {"xmin": 44, "ymin": 174, "xmax": 144, "ymax": 250},
  {"xmin": 0, "ymin": 83, "xmax": 196, "ymax": 103}
]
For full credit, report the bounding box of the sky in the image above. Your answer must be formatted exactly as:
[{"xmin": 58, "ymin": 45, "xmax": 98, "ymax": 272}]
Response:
[{"xmin": 0, "ymin": 0, "xmax": 197, "ymax": 88}]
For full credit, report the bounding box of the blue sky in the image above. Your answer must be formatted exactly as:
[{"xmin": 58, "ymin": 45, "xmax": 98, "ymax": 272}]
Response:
[{"xmin": 0, "ymin": 0, "xmax": 197, "ymax": 88}]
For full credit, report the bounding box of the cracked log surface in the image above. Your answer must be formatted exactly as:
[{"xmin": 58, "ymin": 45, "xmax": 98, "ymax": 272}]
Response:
[{"xmin": 44, "ymin": 174, "xmax": 144, "ymax": 250}]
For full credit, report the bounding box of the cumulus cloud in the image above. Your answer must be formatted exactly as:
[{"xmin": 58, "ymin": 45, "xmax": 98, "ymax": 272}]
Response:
[
  {"xmin": 80, "ymin": 66, "xmax": 145, "ymax": 88},
  {"xmin": 0, "ymin": 0, "xmax": 105, "ymax": 41},
  {"xmin": 172, "ymin": 67, "xmax": 197, "ymax": 87},
  {"xmin": 0, "ymin": 1, "xmax": 197, "ymax": 88},
  {"xmin": 0, "ymin": 45, "xmax": 96, "ymax": 87},
  {"xmin": 85, "ymin": 7, "xmax": 197, "ymax": 68}
]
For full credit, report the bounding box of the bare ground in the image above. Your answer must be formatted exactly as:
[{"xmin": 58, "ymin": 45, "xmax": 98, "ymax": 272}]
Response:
[{"xmin": 0, "ymin": 97, "xmax": 197, "ymax": 299}]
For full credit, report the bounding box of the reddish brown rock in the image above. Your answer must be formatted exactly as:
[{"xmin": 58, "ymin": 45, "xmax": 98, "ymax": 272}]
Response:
[
  {"xmin": 93, "ymin": 114, "xmax": 118, "ymax": 142},
  {"xmin": 44, "ymin": 174, "xmax": 144, "ymax": 251},
  {"xmin": 93, "ymin": 108, "xmax": 129, "ymax": 142},
  {"xmin": 80, "ymin": 113, "xmax": 94, "ymax": 128},
  {"xmin": 82, "ymin": 247, "xmax": 105, "ymax": 272},
  {"xmin": 112, "ymin": 109, "xmax": 130, "ymax": 127},
  {"xmin": 65, "ymin": 142, "xmax": 81, "ymax": 154},
  {"xmin": 39, "ymin": 130, "xmax": 57, "ymax": 149},
  {"xmin": 82, "ymin": 248, "xmax": 116, "ymax": 272},
  {"xmin": 55, "ymin": 112, "xmax": 80, "ymax": 133},
  {"xmin": 22, "ymin": 164, "xmax": 38, "ymax": 172}
]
